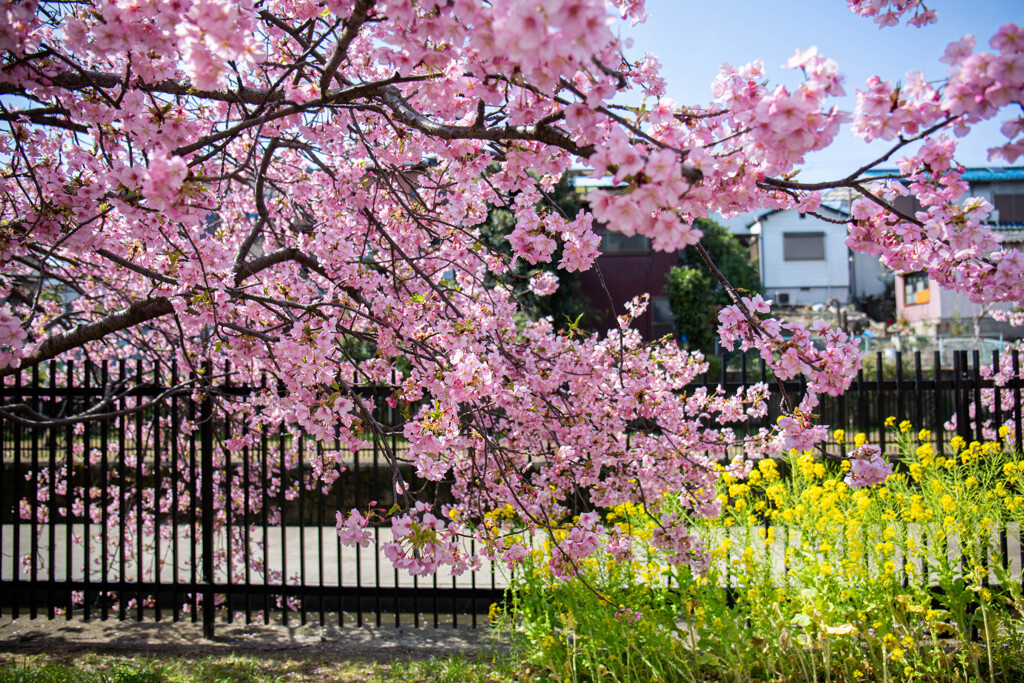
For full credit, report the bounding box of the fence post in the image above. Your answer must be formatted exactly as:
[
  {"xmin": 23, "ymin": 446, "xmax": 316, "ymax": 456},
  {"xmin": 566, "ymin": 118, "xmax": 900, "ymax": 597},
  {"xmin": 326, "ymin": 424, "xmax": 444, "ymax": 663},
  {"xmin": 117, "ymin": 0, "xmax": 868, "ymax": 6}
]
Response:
[
  {"xmin": 954, "ymin": 350, "xmax": 971, "ymax": 443},
  {"xmin": 200, "ymin": 363, "xmax": 215, "ymax": 639}
]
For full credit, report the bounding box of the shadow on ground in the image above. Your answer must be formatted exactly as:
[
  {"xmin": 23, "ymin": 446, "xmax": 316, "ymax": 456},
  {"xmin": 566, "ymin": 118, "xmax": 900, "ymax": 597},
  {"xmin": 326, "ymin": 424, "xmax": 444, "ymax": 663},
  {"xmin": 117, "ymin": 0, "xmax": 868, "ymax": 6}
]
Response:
[{"xmin": 0, "ymin": 617, "xmax": 508, "ymax": 662}]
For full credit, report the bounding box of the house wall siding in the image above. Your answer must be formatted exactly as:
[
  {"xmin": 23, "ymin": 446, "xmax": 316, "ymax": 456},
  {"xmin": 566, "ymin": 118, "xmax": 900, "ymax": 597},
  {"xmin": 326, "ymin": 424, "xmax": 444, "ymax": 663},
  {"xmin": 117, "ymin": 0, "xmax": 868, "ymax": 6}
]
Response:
[{"xmin": 759, "ymin": 211, "xmax": 850, "ymax": 305}]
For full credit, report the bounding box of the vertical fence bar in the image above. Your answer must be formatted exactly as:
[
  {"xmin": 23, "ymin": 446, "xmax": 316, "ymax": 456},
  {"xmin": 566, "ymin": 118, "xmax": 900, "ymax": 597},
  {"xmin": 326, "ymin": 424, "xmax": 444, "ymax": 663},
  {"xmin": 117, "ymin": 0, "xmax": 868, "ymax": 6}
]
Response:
[
  {"xmin": 171, "ymin": 360, "xmax": 180, "ymax": 623},
  {"xmin": 298, "ymin": 433, "xmax": 307, "ymax": 625},
  {"xmin": 223, "ymin": 364, "xmax": 232, "ymax": 625},
  {"xmin": 117, "ymin": 359, "xmax": 127, "ymax": 621},
  {"xmin": 0, "ymin": 367, "xmax": 6, "ymax": 618},
  {"xmin": 201, "ymin": 363, "xmax": 215, "ymax": 640},
  {"xmin": 99, "ymin": 362, "xmax": 109, "ymax": 621},
  {"xmin": 243, "ymin": 416, "xmax": 252, "ymax": 624},
  {"xmin": 857, "ymin": 365, "xmax": 867, "ymax": 441},
  {"xmin": 372, "ymin": 394, "xmax": 381, "ymax": 628},
  {"xmin": 1014, "ymin": 349, "xmax": 1023, "ymax": 455},
  {"xmin": 316, "ymin": 439, "xmax": 325, "ymax": 626},
  {"xmin": 82, "ymin": 364, "xmax": 91, "ymax": 621},
  {"xmin": 64, "ymin": 361, "xmax": 74, "ymax": 620},
  {"xmin": 972, "ymin": 351, "xmax": 983, "ymax": 443},
  {"xmin": 11, "ymin": 370, "xmax": 22, "ymax": 619},
  {"xmin": 955, "ymin": 351, "xmax": 971, "ymax": 443},
  {"xmin": 134, "ymin": 360, "xmax": 143, "ymax": 621},
  {"xmin": 353, "ymin": 427, "xmax": 362, "ymax": 627},
  {"xmin": 433, "ymin": 568, "xmax": 439, "ymax": 628},
  {"xmin": 334, "ymin": 407, "xmax": 343, "ymax": 628},
  {"xmin": 993, "ymin": 351, "xmax": 1003, "ymax": 448},
  {"xmin": 913, "ymin": 352, "xmax": 923, "ymax": 431},
  {"xmin": 152, "ymin": 362, "xmax": 161, "ymax": 622},
  {"xmin": 30, "ymin": 365, "xmax": 40, "ymax": 619},
  {"xmin": 188, "ymin": 370, "xmax": 198, "ymax": 623},
  {"xmin": 876, "ymin": 353, "xmax": 886, "ymax": 455},
  {"xmin": 260, "ymin": 374, "xmax": 270, "ymax": 625},
  {"xmin": 470, "ymin": 536, "xmax": 478, "ymax": 629},
  {"xmin": 895, "ymin": 352, "xmax": 904, "ymax": 429},
  {"xmin": 48, "ymin": 362, "xmax": 58, "ymax": 619},
  {"xmin": 279, "ymin": 420, "xmax": 288, "ymax": 627},
  {"xmin": 389, "ymin": 380, "xmax": 400, "ymax": 628},
  {"xmin": 933, "ymin": 351, "xmax": 944, "ymax": 454}
]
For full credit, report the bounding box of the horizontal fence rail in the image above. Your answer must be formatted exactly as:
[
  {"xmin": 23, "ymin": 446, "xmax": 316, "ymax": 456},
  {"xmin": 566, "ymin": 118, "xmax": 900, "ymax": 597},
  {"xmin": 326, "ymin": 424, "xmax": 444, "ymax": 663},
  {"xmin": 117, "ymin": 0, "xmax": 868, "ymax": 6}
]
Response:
[{"xmin": 0, "ymin": 349, "xmax": 1022, "ymax": 635}]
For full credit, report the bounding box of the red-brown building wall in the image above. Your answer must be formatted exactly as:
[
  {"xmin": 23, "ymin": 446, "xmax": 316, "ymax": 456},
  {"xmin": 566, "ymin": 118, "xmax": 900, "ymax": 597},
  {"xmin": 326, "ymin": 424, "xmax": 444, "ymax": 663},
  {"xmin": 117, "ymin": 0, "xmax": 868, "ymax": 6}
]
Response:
[{"xmin": 578, "ymin": 251, "xmax": 678, "ymax": 341}]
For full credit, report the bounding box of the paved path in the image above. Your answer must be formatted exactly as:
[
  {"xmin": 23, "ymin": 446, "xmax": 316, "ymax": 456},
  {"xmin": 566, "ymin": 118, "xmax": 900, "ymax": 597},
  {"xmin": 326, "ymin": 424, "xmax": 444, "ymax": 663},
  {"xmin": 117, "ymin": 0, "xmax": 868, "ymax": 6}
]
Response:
[{"xmin": 0, "ymin": 615, "xmax": 509, "ymax": 661}]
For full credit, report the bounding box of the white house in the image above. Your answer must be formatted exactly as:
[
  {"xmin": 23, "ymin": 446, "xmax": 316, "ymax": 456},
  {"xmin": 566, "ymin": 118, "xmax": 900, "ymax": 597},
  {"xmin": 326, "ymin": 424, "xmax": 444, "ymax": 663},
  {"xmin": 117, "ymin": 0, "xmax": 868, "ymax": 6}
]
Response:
[{"xmin": 747, "ymin": 206, "xmax": 887, "ymax": 307}]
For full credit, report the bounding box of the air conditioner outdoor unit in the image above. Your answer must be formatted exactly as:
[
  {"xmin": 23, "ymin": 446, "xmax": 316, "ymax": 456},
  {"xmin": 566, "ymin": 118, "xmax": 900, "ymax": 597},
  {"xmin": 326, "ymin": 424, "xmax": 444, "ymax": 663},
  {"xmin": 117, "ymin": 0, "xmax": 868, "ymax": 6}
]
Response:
[{"xmin": 776, "ymin": 292, "xmax": 791, "ymax": 305}]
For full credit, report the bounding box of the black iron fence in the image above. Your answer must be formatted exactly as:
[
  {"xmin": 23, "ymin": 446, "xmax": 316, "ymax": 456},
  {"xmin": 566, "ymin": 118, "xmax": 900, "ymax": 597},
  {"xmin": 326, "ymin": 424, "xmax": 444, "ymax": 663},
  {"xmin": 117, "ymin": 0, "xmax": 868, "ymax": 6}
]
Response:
[
  {"xmin": 0, "ymin": 349, "xmax": 1022, "ymax": 634},
  {"xmin": 0, "ymin": 360, "xmax": 503, "ymax": 637}
]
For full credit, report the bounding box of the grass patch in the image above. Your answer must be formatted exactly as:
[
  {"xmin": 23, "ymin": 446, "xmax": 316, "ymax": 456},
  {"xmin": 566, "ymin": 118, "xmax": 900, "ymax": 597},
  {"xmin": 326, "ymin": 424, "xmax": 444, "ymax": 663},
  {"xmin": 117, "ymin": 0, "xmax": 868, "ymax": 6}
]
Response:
[
  {"xmin": 0, "ymin": 654, "xmax": 373, "ymax": 683},
  {"xmin": 0, "ymin": 651, "xmax": 520, "ymax": 683},
  {"xmin": 377, "ymin": 652, "xmax": 519, "ymax": 683}
]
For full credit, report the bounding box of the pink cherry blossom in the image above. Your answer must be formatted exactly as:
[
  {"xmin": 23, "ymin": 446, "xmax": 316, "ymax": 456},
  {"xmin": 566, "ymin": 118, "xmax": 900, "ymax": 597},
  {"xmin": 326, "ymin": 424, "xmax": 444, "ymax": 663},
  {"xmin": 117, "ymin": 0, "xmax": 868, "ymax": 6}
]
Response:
[{"xmin": 843, "ymin": 445, "xmax": 894, "ymax": 487}]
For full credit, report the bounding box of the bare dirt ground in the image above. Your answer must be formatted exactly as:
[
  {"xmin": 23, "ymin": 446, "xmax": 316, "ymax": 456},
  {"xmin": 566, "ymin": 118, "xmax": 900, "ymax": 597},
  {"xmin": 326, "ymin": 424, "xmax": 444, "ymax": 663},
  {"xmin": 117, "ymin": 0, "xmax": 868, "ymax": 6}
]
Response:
[{"xmin": 0, "ymin": 616, "xmax": 508, "ymax": 663}]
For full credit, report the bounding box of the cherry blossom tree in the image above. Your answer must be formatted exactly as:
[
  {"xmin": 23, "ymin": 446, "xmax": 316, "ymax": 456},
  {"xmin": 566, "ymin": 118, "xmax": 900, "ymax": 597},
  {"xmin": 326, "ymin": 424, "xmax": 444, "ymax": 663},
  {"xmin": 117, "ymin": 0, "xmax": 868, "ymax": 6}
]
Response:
[{"xmin": 1, "ymin": 0, "xmax": 1023, "ymax": 579}]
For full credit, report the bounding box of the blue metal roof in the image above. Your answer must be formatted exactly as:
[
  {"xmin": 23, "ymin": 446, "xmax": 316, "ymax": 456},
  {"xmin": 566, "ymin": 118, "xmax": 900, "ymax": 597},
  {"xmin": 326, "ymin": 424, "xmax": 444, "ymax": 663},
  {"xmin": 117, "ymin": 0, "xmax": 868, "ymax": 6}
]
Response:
[
  {"xmin": 864, "ymin": 167, "xmax": 1024, "ymax": 182},
  {"xmin": 959, "ymin": 167, "xmax": 1024, "ymax": 182}
]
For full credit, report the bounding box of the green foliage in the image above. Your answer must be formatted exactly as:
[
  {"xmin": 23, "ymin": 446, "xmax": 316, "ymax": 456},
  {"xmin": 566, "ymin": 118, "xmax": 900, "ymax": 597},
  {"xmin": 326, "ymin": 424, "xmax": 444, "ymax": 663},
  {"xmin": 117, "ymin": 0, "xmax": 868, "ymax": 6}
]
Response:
[
  {"xmin": 0, "ymin": 654, "xmax": 367, "ymax": 683},
  {"xmin": 664, "ymin": 266, "xmax": 713, "ymax": 352},
  {"xmin": 0, "ymin": 662, "xmax": 90, "ymax": 683},
  {"xmin": 0, "ymin": 651, "xmax": 515, "ymax": 683},
  {"xmin": 665, "ymin": 218, "xmax": 760, "ymax": 352},
  {"xmin": 380, "ymin": 652, "xmax": 519, "ymax": 683},
  {"xmin": 509, "ymin": 551, "xmax": 698, "ymax": 683},
  {"xmin": 508, "ymin": 427, "xmax": 1024, "ymax": 682},
  {"xmin": 476, "ymin": 174, "xmax": 593, "ymax": 333}
]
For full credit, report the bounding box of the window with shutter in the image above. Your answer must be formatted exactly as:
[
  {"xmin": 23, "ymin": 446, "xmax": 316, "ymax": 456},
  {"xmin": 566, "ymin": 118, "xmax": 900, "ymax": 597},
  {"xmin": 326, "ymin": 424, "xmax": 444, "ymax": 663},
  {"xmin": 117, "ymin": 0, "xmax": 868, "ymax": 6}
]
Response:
[
  {"xmin": 783, "ymin": 233, "xmax": 825, "ymax": 260},
  {"xmin": 994, "ymin": 194, "xmax": 1024, "ymax": 223}
]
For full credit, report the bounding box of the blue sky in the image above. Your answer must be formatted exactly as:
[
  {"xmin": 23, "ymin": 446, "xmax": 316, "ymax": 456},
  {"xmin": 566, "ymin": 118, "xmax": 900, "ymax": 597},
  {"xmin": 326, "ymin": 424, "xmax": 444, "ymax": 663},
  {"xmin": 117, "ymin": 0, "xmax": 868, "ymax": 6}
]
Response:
[{"xmin": 620, "ymin": 0, "xmax": 1024, "ymax": 181}]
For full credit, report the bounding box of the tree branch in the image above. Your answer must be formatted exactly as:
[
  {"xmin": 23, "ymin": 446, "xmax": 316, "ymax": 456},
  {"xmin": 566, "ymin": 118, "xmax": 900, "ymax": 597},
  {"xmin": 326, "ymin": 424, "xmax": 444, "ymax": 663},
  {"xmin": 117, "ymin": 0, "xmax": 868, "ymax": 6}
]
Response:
[
  {"xmin": 377, "ymin": 84, "xmax": 596, "ymax": 160},
  {"xmin": 96, "ymin": 248, "xmax": 178, "ymax": 285},
  {"xmin": 233, "ymin": 246, "xmax": 331, "ymax": 287},
  {"xmin": 2, "ymin": 297, "xmax": 175, "ymax": 377},
  {"xmin": 320, "ymin": 0, "xmax": 376, "ymax": 96},
  {"xmin": 0, "ymin": 69, "xmax": 287, "ymax": 106}
]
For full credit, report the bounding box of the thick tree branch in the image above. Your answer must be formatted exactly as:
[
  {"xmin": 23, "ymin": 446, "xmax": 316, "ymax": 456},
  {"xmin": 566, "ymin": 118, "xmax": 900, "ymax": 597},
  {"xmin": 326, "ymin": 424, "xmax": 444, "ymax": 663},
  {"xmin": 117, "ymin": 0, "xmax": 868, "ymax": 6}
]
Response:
[
  {"xmin": 96, "ymin": 248, "xmax": 178, "ymax": 285},
  {"xmin": 2, "ymin": 297, "xmax": 175, "ymax": 377},
  {"xmin": 233, "ymin": 247, "xmax": 331, "ymax": 286},
  {"xmin": 320, "ymin": 0, "xmax": 377, "ymax": 96},
  {"xmin": 0, "ymin": 69, "xmax": 287, "ymax": 106},
  {"xmin": 377, "ymin": 84, "xmax": 597, "ymax": 160}
]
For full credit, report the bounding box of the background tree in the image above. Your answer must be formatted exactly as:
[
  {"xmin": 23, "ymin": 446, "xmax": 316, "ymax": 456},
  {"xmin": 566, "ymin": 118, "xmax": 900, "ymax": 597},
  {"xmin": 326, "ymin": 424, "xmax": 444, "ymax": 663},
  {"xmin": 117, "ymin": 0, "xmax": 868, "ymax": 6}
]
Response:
[
  {"xmin": 476, "ymin": 173, "xmax": 593, "ymax": 332},
  {"xmin": 666, "ymin": 218, "xmax": 761, "ymax": 353}
]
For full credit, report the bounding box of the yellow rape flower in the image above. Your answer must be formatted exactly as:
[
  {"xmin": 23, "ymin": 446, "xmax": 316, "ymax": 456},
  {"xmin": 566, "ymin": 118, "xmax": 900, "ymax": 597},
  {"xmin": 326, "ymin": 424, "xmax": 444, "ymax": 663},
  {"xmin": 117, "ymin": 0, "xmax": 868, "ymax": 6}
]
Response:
[
  {"xmin": 885, "ymin": 416, "xmax": 896, "ymax": 428},
  {"xmin": 854, "ymin": 432, "xmax": 867, "ymax": 447},
  {"xmin": 899, "ymin": 420, "xmax": 913, "ymax": 433},
  {"xmin": 758, "ymin": 458, "xmax": 780, "ymax": 480},
  {"xmin": 728, "ymin": 483, "xmax": 751, "ymax": 498}
]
